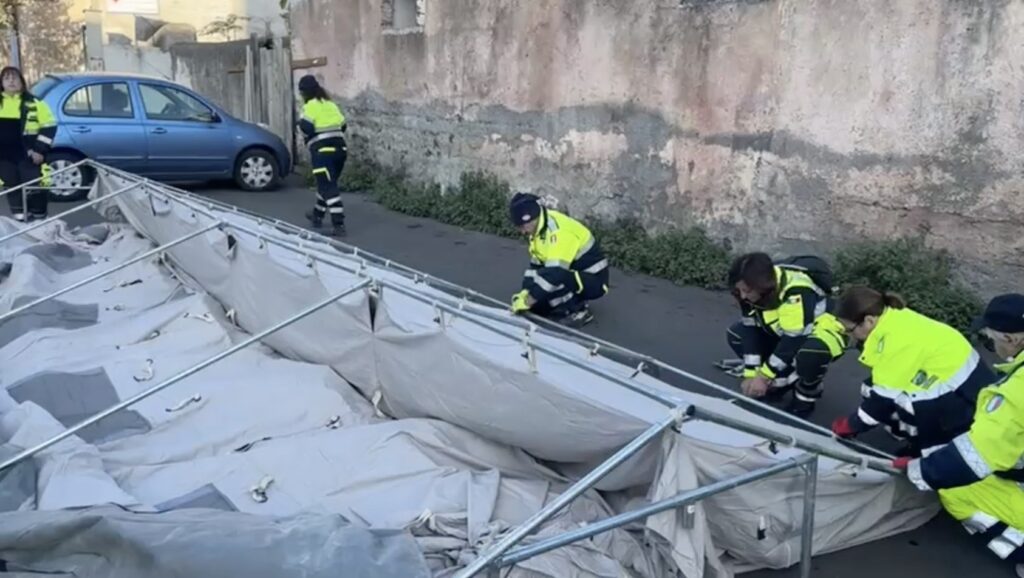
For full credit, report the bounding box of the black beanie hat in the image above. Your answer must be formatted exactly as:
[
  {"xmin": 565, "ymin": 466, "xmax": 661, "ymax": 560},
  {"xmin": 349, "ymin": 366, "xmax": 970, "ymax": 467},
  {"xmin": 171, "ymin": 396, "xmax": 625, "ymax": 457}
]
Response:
[
  {"xmin": 509, "ymin": 192, "xmax": 542, "ymax": 225},
  {"xmin": 298, "ymin": 74, "xmax": 319, "ymax": 93}
]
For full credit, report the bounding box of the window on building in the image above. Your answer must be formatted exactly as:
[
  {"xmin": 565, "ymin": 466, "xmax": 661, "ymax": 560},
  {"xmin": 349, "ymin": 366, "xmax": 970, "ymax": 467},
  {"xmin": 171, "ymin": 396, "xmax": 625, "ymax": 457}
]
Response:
[
  {"xmin": 62, "ymin": 82, "xmax": 134, "ymax": 118},
  {"xmin": 381, "ymin": 0, "xmax": 425, "ymax": 31},
  {"xmin": 138, "ymin": 84, "xmax": 216, "ymax": 122}
]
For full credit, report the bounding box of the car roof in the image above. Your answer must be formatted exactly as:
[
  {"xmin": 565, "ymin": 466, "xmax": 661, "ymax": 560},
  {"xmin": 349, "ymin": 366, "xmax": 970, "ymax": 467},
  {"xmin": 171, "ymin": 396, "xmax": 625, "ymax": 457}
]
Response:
[{"xmin": 47, "ymin": 71, "xmax": 177, "ymax": 83}]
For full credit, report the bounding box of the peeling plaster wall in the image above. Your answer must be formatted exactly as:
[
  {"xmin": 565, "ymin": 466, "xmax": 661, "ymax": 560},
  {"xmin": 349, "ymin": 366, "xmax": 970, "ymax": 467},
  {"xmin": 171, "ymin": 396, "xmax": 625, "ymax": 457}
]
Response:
[{"xmin": 291, "ymin": 0, "xmax": 1024, "ymax": 294}]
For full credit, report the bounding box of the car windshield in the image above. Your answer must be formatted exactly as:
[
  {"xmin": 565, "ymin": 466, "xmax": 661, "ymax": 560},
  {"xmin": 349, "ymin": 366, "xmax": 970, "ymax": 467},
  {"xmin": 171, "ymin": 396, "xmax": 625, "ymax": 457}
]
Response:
[{"xmin": 29, "ymin": 75, "xmax": 62, "ymax": 98}]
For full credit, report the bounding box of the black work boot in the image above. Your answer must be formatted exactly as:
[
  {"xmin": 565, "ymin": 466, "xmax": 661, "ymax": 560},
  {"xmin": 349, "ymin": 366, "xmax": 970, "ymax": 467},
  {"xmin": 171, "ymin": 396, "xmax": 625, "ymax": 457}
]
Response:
[
  {"xmin": 330, "ymin": 221, "xmax": 347, "ymax": 237},
  {"xmin": 785, "ymin": 397, "xmax": 816, "ymax": 419},
  {"xmin": 305, "ymin": 211, "xmax": 323, "ymax": 229}
]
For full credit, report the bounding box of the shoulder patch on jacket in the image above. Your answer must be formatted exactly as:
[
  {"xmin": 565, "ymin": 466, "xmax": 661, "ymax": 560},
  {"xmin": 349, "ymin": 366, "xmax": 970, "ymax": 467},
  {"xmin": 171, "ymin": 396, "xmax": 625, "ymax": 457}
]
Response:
[
  {"xmin": 986, "ymin": 394, "xmax": 1005, "ymax": 414},
  {"xmin": 786, "ymin": 294, "xmax": 802, "ymax": 305}
]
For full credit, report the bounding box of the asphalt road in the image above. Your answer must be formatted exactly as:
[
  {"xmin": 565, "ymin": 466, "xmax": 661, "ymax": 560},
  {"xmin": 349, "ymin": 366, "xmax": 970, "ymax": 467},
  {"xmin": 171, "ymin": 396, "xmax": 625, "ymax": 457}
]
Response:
[{"xmin": 16, "ymin": 181, "xmax": 1013, "ymax": 577}]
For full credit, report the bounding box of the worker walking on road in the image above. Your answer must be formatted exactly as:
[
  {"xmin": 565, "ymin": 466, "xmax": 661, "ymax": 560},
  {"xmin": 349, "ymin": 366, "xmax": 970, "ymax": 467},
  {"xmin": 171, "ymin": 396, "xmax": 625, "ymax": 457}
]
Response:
[
  {"xmin": 297, "ymin": 74, "xmax": 347, "ymax": 237},
  {"xmin": 0, "ymin": 66, "xmax": 56, "ymax": 221},
  {"xmin": 831, "ymin": 286, "xmax": 996, "ymax": 456},
  {"xmin": 893, "ymin": 294, "xmax": 1024, "ymax": 577},
  {"xmin": 508, "ymin": 192, "xmax": 609, "ymax": 328},
  {"xmin": 725, "ymin": 252, "xmax": 847, "ymax": 418}
]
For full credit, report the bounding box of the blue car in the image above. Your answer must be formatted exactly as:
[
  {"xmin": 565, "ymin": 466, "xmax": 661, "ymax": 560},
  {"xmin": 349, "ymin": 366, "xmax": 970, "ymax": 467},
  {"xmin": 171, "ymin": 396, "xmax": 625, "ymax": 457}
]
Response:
[{"xmin": 30, "ymin": 72, "xmax": 292, "ymax": 201}]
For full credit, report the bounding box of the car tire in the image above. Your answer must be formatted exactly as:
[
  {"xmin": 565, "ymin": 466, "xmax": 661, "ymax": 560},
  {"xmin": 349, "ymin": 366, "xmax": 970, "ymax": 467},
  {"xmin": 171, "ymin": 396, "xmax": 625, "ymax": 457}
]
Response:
[
  {"xmin": 234, "ymin": 149, "xmax": 280, "ymax": 192},
  {"xmin": 46, "ymin": 152, "xmax": 95, "ymax": 203}
]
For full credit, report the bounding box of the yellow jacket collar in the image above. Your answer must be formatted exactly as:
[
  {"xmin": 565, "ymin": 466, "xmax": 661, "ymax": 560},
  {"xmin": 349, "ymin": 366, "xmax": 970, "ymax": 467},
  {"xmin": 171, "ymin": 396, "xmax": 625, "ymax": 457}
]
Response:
[
  {"xmin": 859, "ymin": 307, "xmax": 897, "ymax": 364},
  {"xmin": 995, "ymin": 349, "xmax": 1024, "ymax": 376},
  {"xmin": 532, "ymin": 208, "xmax": 550, "ymax": 240}
]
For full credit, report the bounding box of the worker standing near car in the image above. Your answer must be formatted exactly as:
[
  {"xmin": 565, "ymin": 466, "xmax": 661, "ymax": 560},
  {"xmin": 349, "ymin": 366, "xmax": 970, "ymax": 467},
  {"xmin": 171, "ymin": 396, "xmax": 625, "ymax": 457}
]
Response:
[
  {"xmin": 0, "ymin": 66, "xmax": 56, "ymax": 221},
  {"xmin": 297, "ymin": 74, "xmax": 347, "ymax": 237},
  {"xmin": 725, "ymin": 252, "xmax": 848, "ymax": 418},
  {"xmin": 893, "ymin": 294, "xmax": 1024, "ymax": 577},
  {"xmin": 508, "ymin": 192, "xmax": 609, "ymax": 328},
  {"xmin": 831, "ymin": 286, "xmax": 996, "ymax": 456}
]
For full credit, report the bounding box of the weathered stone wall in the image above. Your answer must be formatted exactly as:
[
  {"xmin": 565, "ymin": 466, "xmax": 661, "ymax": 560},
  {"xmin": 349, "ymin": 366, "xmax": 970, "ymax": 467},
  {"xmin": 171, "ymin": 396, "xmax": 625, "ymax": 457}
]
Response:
[{"xmin": 290, "ymin": 0, "xmax": 1024, "ymax": 294}]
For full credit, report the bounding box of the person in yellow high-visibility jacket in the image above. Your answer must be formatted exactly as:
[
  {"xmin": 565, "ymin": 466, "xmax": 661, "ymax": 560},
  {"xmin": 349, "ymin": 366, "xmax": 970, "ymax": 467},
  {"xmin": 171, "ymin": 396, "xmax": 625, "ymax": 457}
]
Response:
[
  {"xmin": 725, "ymin": 252, "xmax": 848, "ymax": 418},
  {"xmin": 297, "ymin": 74, "xmax": 347, "ymax": 237},
  {"xmin": 508, "ymin": 193, "xmax": 609, "ymax": 328},
  {"xmin": 893, "ymin": 294, "xmax": 1024, "ymax": 577},
  {"xmin": 0, "ymin": 66, "xmax": 56, "ymax": 221},
  {"xmin": 831, "ymin": 286, "xmax": 996, "ymax": 456}
]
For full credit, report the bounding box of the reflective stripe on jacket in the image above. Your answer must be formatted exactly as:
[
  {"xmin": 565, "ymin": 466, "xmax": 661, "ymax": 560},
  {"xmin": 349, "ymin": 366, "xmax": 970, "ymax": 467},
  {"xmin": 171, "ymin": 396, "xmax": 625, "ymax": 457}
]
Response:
[
  {"xmin": 850, "ymin": 307, "xmax": 993, "ymax": 446},
  {"xmin": 299, "ymin": 98, "xmax": 346, "ymax": 149},
  {"xmin": 522, "ymin": 208, "xmax": 607, "ymax": 302},
  {"xmin": 910, "ymin": 350, "xmax": 1024, "ymax": 491},
  {"xmin": 740, "ymin": 266, "xmax": 832, "ymax": 378},
  {"xmin": 0, "ymin": 94, "xmax": 57, "ymax": 154}
]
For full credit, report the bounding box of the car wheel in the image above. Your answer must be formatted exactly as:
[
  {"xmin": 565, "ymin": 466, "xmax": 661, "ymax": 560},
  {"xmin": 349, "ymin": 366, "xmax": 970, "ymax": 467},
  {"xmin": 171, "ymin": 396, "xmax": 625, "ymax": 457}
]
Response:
[
  {"xmin": 234, "ymin": 149, "xmax": 279, "ymax": 192},
  {"xmin": 47, "ymin": 153, "xmax": 95, "ymax": 203}
]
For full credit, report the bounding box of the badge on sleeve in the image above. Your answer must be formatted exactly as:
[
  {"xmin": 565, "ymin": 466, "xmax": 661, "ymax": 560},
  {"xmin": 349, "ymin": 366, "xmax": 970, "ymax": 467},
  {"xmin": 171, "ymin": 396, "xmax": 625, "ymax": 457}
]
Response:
[{"xmin": 986, "ymin": 394, "xmax": 1005, "ymax": 414}]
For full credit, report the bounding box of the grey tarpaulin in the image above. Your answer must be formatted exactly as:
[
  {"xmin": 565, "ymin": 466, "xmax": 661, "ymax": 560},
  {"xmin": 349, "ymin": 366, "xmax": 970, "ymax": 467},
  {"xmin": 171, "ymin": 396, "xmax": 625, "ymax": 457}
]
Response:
[
  {"xmin": 0, "ymin": 170, "xmax": 941, "ymax": 578},
  {"xmin": 0, "ymin": 506, "xmax": 432, "ymax": 578}
]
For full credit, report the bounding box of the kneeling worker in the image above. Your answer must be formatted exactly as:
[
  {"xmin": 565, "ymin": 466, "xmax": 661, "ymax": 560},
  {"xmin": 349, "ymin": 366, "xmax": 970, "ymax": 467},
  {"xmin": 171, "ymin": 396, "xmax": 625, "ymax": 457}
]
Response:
[
  {"xmin": 508, "ymin": 193, "xmax": 609, "ymax": 328},
  {"xmin": 726, "ymin": 252, "xmax": 847, "ymax": 417},
  {"xmin": 831, "ymin": 286, "xmax": 996, "ymax": 455},
  {"xmin": 894, "ymin": 294, "xmax": 1024, "ymax": 576}
]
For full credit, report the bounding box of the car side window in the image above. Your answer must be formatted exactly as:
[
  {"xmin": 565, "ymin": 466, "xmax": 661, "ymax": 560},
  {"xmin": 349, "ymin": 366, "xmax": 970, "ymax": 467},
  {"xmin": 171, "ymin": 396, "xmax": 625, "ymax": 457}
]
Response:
[
  {"xmin": 139, "ymin": 84, "xmax": 215, "ymax": 122},
  {"xmin": 62, "ymin": 82, "xmax": 134, "ymax": 118}
]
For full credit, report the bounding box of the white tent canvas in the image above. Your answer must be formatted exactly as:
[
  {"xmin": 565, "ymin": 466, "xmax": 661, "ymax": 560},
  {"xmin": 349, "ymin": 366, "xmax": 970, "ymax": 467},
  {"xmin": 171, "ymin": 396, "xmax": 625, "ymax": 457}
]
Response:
[{"xmin": 0, "ymin": 166, "xmax": 940, "ymax": 578}]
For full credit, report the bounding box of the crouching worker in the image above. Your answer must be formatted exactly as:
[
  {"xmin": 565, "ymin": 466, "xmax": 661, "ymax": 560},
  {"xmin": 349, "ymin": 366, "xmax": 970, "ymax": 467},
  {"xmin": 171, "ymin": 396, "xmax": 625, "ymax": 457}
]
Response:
[
  {"xmin": 508, "ymin": 192, "xmax": 609, "ymax": 328},
  {"xmin": 893, "ymin": 294, "xmax": 1024, "ymax": 577},
  {"xmin": 726, "ymin": 252, "xmax": 847, "ymax": 417},
  {"xmin": 831, "ymin": 286, "xmax": 996, "ymax": 456}
]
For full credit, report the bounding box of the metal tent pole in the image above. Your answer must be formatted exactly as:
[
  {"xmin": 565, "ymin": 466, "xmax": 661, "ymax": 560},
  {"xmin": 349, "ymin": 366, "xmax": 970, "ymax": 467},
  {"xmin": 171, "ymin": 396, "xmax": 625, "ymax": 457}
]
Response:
[
  {"xmin": 454, "ymin": 408, "xmax": 688, "ymax": 578},
  {"xmin": 88, "ymin": 162, "xmax": 495, "ymax": 303},
  {"xmin": 84, "ymin": 162, "xmax": 893, "ymax": 463},
  {"xmin": 800, "ymin": 456, "xmax": 819, "ymax": 578},
  {"xmin": 415, "ymin": 288, "xmax": 680, "ymax": 407},
  {"xmin": 0, "ymin": 182, "xmax": 141, "ymax": 246},
  {"xmin": 652, "ymin": 360, "xmax": 892, "ymax": 460},
  {"xmin": 685, "ymin": 404, "xmax": 897, "ymax": 475},
  {"xmin": 0, "ymin": 223, "xmax": 220, "ymax": 324},
  {"xmin": 495, "ymin": 453, "xmax": 817, "ymax": 568},
  {"xmin": 146, "ymin": 223, "xmax": 889, "ymax": 469},
  {"xmin": 0, "ymin": 278, "xmax": 372, "ymax": 473},
  {"xmin": 122, "ymin": 172, "xmax": 891, "ymax": 459},
  {"xmin": 0, "ymin": 159, "xmax": 89, "ymax": 199}
]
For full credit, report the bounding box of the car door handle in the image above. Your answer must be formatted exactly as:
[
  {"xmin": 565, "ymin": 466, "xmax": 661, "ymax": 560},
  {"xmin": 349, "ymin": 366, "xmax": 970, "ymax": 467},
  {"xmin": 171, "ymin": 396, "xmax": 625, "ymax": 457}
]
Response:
[
  {"xmin": 70, "ymin": 126, "xmax": 91, "ymax": 133},
  {"xmin": 151, "ymin": 127, "xmax": 167, "ymax": 134}
]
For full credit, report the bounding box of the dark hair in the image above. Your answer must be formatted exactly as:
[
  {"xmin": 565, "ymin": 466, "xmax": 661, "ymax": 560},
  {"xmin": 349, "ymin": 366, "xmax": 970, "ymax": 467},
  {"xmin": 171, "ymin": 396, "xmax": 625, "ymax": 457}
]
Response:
[
  {"xmin": 835, "ymin": 285, "xmax": 906, "ymax": 324},
  {"xmin": 0, "ymin": 66, "xmax": 31, "ymax": 100},
  {"xmin": 301, "ymin": 86, "xmax": 330, "ymax": 102},
  {"xmin": 727, "ymin": 252, "xmax": 776, "ymax": 293}
]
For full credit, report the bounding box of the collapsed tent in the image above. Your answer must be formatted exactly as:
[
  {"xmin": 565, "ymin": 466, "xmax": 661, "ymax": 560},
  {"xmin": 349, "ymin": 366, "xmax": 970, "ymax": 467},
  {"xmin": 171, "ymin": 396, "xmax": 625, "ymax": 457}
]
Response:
[{"xmin": 0, "ymin": 165, "xmax": 940, "ymax": 578}]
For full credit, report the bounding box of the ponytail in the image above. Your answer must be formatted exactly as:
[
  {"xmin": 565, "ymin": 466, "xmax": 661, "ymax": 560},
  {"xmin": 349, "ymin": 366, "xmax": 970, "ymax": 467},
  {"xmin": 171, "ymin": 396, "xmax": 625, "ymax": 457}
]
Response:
[
  {"xmin": 836, "ymin": 286, "xmax": 904, "ymax": 324},
  {"xmin": 882, "ymin": 291, "xmax": 906, "ymax": 309},
  {"xmin": 300, "ymin": 86, "xmax": 330, "ymax": 102}
]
